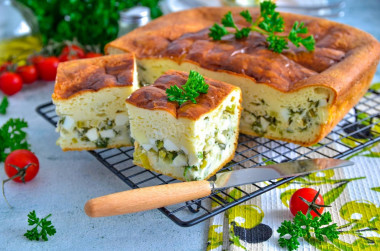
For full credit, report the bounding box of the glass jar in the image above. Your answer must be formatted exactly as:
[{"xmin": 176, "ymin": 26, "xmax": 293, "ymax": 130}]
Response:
[
  {"xmin": 118, "ymin": 6, "xmax": 151, "ymax": 37},
  {"xmin": 220, "ymin": 0, "xmax": 265, "ymax": 7},
  {"xmin": 0, "ymin": 0, "xmax": 42, "ymax": 64}
]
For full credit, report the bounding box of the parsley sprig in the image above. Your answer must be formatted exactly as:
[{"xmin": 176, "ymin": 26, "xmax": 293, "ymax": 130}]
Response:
[
  {"xmin": 0, "ymin": 118, "xmax": 30, "ymax": 162},
  {"xmin": 24, "ymin": 210, "xmax": 56, "ymax": 241},
  {"xmin": 278, "ymin": 211, "xmax": 340, "ymax": 251},
  {"xmin": 166, "ymin": 70, "xmax": 209, "ymax": 106},
  {"xmin": 0, "ymin": 96, "xmax": 8, "ymax": 115},
  {"xmin": 209, "ymin": 1, "xmax": 315, "ymax": 53}
]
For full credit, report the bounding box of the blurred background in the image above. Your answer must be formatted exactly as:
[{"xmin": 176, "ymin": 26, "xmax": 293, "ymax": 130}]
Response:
[{"xmin": 0, "ymin": 0, "xmax": 162, "ymax": 65}]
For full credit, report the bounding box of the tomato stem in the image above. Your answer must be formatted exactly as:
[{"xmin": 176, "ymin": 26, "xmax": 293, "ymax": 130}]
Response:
[
  {"xmin": 2, "ymin": 174, "xmax": 19, "ymax": 208},
  {"xmin": 7, "ymin": 163, "xmax": 35, "ymax": 183},
  {"xmin": 298, "ymin": 189, "xmax": 330, "ymax": 217},
  {"xmin": 2, "ymin": 163, "xmax": 36, "ymax": 208}
]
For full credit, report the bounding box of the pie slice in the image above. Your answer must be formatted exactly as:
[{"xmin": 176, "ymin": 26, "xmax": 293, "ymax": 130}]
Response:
[
  {"xmin": 52, "ymin": 54, "xmax": 138, "ymax": 151},
  {"xmin": 126, "ymin": 70, "xmax": 242, "ymax": 181}
]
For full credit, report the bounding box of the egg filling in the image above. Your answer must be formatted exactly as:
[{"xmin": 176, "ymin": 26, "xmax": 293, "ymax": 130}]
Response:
[{"xmin": 56, "ymin": 114, "xmax": 131, "ymax": 149}]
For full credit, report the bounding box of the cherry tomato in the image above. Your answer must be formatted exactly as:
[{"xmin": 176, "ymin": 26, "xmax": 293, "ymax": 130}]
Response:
[
  {"xmin": 289, "ymin": 188, "xmax": 324, "ymax": 218},
  {"xmin": 58, "ymin": 53, "xmax": 80, "ymax": 62},
  {"xmin": 30, "ymin": 55, "xmax": 45, "ymax": 65},
  {"xmin": 85, "ymin": 52, "xmax": 103, "ymax": 58},
  {"xmin": 61, "ymin": 45, "xmax": 85, "ymax": 59},
  {"xmin": 4, "ymin": 149, "xmax": 39, "ymax": 183},
  {"xmin": 16, "ymin": 65, "xmax": 38, "ymax": 84},
  {"xmin": 0, "ymin": 62, "xmax": 12, "ymax": 73},
  {"xmin": 36, "ymin": 57, "xmax": 59, "ymax": 81},
  {"xmin": 0, "ymin": 72, "xmax": 23, "ymax": 95}
]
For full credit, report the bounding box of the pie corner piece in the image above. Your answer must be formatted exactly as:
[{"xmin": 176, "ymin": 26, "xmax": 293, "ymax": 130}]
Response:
[
  {"xmin": 126, "ymin": 70, "xmax": 242, "ymax": 181},
  {"xmin": 52, "ymin": 53, "xmax": 139, "ymax": 151},
  {"xmin": 106, "ymin": 7, "xmax": 380, "ymax": 147}
]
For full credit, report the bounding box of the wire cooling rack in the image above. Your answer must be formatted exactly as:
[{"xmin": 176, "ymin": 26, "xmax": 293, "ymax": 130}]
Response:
[{"xmin": 37, "ymin": 90, "xmax": 380, "ymax": 227}]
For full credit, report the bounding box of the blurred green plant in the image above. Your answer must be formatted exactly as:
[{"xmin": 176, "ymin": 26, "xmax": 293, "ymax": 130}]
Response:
[{"xmin": 16, "ymin": 0, "xmax": 162, "ymax": 49}]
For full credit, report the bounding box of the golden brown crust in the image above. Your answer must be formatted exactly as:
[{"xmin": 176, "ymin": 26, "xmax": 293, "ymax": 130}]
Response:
[
  {"xmin": 53, "ymin": 54, "xmax": 135, "ymax": 100},
  {"xmin": 106, "ymin": 7, "xmax": 380, "ymax": 95},
  {"xmin": 126, "ymin": 70, "xmax": 240, "ymax": 120}
]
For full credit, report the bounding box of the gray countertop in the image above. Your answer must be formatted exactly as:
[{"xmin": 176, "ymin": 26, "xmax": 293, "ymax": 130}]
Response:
[{"xmin": 0, "ymin": 0, "xmax": 379, "ymax": 250}]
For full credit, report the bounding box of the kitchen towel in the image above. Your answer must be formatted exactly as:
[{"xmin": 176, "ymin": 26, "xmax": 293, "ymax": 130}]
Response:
[{"xmin": 207, "ymin": 157, "xmax": 380, "ymax": 250}]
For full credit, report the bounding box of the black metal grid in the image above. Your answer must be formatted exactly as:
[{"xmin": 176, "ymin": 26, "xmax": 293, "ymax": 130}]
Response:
[{"xmin": 37, "ymin": 90, "xmax": 380, "ymax": 227}]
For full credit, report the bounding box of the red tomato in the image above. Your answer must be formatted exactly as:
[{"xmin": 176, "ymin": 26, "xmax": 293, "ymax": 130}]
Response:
[
  {"xmin": 58, "ymin": 53, "xmax": 80, "ymax": 62},
  {"xmin": 36, "ymin": 57, "xmax": 59, "ymax": 81},
  {"xmin": 0, "ymin": 62, "xmax": 12, "ymax": 73},
  {"xmin": 4, "ymin": 149, "xmax": 39, "ymax": 183},
  {"xmin": 61, "ymin": 45, "xmax": 85, "ymax": 58},
  {"xmin": 85, "ymin": 52, "xmax": 103, "ymax": 58},
  {"xmin": 0, "ymin": 72, "xmax": 23, "ymax": 95},
  {"xmin": 16, "ymin": 65, "xmax": 38, "ymax": 84},
  {"xmin": 289, "ymin": 188, "xmax": 324, "ymax": 218},
  {"xmin": 30, "ymin": 55, "xmax": 45, "ymax": 65}
]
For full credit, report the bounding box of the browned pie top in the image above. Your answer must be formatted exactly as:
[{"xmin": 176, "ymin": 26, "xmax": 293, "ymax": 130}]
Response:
[
  {"xmin": 106, "ymin": 7, "xmax": 380, "ymax": 95},
  {"xmin": 126, "ymin": 70, "xmax": 240, "ymax": 120},
  {"xmin": 52, "ymin": 54, "xmax": 134, "ymax": 100}
]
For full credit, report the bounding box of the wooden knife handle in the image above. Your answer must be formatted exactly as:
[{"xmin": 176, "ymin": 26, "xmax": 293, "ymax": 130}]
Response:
[{"xmin": 84, "ymin": 180, "xmax": 212, "ymax": 217}]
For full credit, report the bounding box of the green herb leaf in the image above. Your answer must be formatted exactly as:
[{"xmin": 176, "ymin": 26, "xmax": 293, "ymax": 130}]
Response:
[
  {"xmin": 259, "ymin": 9, "xmax": 284, "ymax": 33},
  {"xmin": 278, "ymin": 220, "xmax": 301, "ymax": 250},
  {"xmin": 208, "ymin": 23, "xmax": 229, "ymax": 40},
  {"xmin": 0, "ymin": 118, "xmax": 30, "ymax": 162},
  {"xmin": 260, "ymin": 0, "xmax": 277, "ymax": 16},
  {"xmin": 288, "ymin": 21, "xmax": 316, "ymax": 51},
  {"xmin": 277, "ymin": 212, "xmax": 340, "ymax": 251},
  {"xmin": 240, "ymin": 10, "xmax": 253, "ymax": 24},
  {"xmin": 24, "ymin": 210, "xmax": 56, "ymax": 241},
  {"xmin": 221, "ymin": 11, "xmax": 236, "ymax": 28},
  {"xmin": 208, "ymin": 0, "xmax": 315, "ymax": 53},
  {"xmin": 166, "ymin": 70, "xmax": 209, "ymax": 106},
  {"xmin": 267, "ymin": 34, "xmax": 288, "ymax": 53},
  {"xmin": 166, "ymin": 85, "xmax": 187, "ymax": 105},
  {"xmin": 0, "ymin": 96, "xmax": 8, "ymax": 115},
  {"xmin": 235, "ymin": 27, "xmax": 251, "ymax": 39},
  {"xmin": 300, "ymin": 35, "xmax": 316, "ymax": 52},
  {"xmin": 27, "ymin": 210, "xmax": 39, "ymax": 226}
]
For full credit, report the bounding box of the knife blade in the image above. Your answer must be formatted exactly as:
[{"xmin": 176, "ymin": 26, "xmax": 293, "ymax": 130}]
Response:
[
  {"xmin": 212, "ymin": 158, "xmax": 351, "ymax": 190},
  {"xmin": 84, "ymin": 158, "xmax": 353, "ymax": 217}
]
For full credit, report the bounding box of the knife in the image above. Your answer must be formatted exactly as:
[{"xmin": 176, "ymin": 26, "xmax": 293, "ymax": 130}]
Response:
[{"xmin": 84, "ymin": 158, "xmax": 353, "ymax": 217}]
